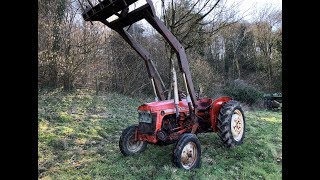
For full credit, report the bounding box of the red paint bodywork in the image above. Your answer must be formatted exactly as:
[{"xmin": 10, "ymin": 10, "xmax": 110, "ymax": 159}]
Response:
[
  {"xmin": 136, "ymin": 97, "xmax": 232, "ymax": 143},
  {"xmin": 209, "ymin": 97, "xmax": 232, "ymax": 131}
]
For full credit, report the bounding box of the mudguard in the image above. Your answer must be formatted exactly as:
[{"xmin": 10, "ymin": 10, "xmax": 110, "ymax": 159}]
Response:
[{"xmin": 209, "ymin": 96, "xmax": 232, "ymax": 131}]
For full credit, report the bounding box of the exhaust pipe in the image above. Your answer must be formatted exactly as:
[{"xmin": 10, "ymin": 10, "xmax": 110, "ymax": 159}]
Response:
[
  {"xmin": 172, "ymin": 67, "xmax": 179, "ymax": 119},
  {"xmin": 151, "ymin": 78, "xmax": 159, "ymax": 102}
]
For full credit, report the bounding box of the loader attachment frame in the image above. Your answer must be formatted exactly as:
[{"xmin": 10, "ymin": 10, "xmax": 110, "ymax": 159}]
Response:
[{"xmin": 80, "ymin": 0, "xmax": 198, "ymax": 108}]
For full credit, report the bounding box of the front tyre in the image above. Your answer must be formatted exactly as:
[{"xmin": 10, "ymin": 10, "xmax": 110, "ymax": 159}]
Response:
[
  {"xmin": 172, "ymin": 133, "xmax": 201, "ymax": 170},
  {"xmin": 217, "ymin": 100, "xmax": 245, "ymax": 148},
  {"xmin": 119, "ymin": 125, "xmax": 147, "ymax": 156}
]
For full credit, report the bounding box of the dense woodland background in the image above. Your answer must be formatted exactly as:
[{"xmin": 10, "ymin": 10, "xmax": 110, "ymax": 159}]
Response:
[{"xmin": 38, "ymin": 0, "xmax": 282, "ymax": 105}]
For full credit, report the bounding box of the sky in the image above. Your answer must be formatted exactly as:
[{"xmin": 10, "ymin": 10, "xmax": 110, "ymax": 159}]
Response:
[
  {"xmin": 127, "ymin": 0, "xmax": 282, "ymax": 34},
  {"xmin": 240, "ymin": 0, "xmax": 282, "ymax": 10},
  {"xmin": 134, "ymin": 0, "xmax": 282, "ymax": 22},
  {"xmin": 238, "ymin": 0, "xmax": 282, "ymax": 21}
]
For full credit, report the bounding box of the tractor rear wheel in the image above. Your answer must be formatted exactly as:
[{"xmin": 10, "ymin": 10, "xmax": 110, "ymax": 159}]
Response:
[
  {"xmin": 119, "ymin": 125, "xmax": 147, "ymax": 156},
  {"xmin": 217, "ymin": 100, "xmax": 245, "ymax": 148},
  {"xmin": 172, "ymin": 133, "xmax": 201, "ymax": 170}
]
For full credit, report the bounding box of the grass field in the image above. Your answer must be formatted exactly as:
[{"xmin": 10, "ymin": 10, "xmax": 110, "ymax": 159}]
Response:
[{"xmin": 38, "ymin": 89, "xmax": 282, "ymax": 179}]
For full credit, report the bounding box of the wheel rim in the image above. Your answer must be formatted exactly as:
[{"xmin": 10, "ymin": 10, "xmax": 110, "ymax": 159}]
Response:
[
  {"xmin": 230, "ymin": 109, "xmax": 244, "ymax": 141},
  {"xmin": 181, "ymin": 142, "xmax": 198, "ymax": 169},
  {"xmin": 126, "ymin": 133, "xmax": 144, "ymax": 153}
]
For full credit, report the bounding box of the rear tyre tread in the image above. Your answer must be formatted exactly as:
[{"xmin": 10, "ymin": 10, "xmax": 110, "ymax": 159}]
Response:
[{"xmin": 217, "ymin": 100, "xmax": 245, "ymax": 148}]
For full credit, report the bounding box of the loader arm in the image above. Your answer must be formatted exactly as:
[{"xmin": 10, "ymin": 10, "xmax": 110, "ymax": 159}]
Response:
[{"xmin": 80, "ymin": 0, "xmax": 198, "ymax": 107}]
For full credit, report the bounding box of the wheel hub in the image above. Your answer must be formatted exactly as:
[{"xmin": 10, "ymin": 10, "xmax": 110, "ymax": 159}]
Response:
[
  {"xmin": 181, "ymin": 142, "xmax": 197, "ymax": 169},
  {"xmin": 127, "ymin": 134, "xmax": 143, "ymax": 153},
  {"xmin": 230, "ymin": 109, "xmax": 244, "ymax": 141}
]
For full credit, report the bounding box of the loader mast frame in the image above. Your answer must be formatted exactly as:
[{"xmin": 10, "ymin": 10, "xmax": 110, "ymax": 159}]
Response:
[{"xmin": 81, "ymin": 0, "xmax": 198, "ymax": 108}]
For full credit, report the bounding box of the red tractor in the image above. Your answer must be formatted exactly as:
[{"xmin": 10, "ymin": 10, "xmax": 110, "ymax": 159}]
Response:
[{"xmin": 81, "ymin": 0, "xmax": 245, "ymax": 170}]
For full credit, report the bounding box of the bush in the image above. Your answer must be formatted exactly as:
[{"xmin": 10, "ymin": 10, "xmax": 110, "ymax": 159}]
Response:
[{"xmin": 223, "ymin": 79, "xmax": 263, "ymax": 106}]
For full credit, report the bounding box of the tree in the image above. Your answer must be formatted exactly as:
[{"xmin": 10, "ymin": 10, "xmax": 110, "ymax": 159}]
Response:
[
  {"xmin": 38, "ymin": 0, "xmax": 108, "ymax": 91},
  {"xmin": 158, "ymin": 0, "xmax": 243, "ymax": 97},
  {"xmin": 251, "ymin": 6, "xmax": 282, "ymax": 92},
  {"xmin": 38, "ymin": 0, "xmax": 282, "ymax": 99},
  {"xmin": 38, "ymin": 0, "xmax": 67, "ymax": 89}
]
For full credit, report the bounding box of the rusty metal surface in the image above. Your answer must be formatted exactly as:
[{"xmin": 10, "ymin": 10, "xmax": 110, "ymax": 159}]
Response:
[
  {"xmin": 108, "ymin": 4, "xmax": 153, "ymax": 29},
  {"xmin": 82, "ymin": 0, "xmax": 138, "ymax": 21}
]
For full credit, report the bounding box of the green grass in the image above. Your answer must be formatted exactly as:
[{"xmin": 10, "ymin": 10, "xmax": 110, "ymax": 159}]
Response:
[{"xmin": 38, "ymin": 89, "xmax": 282, "ymax": 179}]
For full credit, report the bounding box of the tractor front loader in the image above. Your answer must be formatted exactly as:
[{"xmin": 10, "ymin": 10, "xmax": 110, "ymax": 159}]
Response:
[{"xmin": 80, "ymin": 0, "xmax": 245, "ymax": 170}]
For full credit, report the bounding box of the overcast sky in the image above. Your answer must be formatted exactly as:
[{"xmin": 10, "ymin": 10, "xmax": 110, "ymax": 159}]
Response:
[
  {"xmin": 238, "ymin": 0, "xmax": 282, "ymax": 21},
  {"xmin": 240, "ymin": 0, "xmax": 281, "ymax": 10},
  {"xmin": 146, "ymin": 0, "xmax": 282, "ymax": 22},
  {"xmin": 129, "ymin": 0, "xmax": 282, "ymax": 33}
]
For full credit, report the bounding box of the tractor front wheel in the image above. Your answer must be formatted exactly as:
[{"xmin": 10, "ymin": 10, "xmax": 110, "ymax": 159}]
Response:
[
  {"xmin": 172, "ymin": 133, "xmax": 201, "ymax": 170},
  {"xmin": 119, "ymin": 125, "xmax": 147, "ymax": 156},
  {"xmin": 217, "ymin": 100, "xmax": 245, "ymax": 148}
]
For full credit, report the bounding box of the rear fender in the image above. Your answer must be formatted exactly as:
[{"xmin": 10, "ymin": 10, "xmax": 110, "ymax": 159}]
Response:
[{"xmin": 209, "ymin": 96, "xmax": 232, "ymax": 131}]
